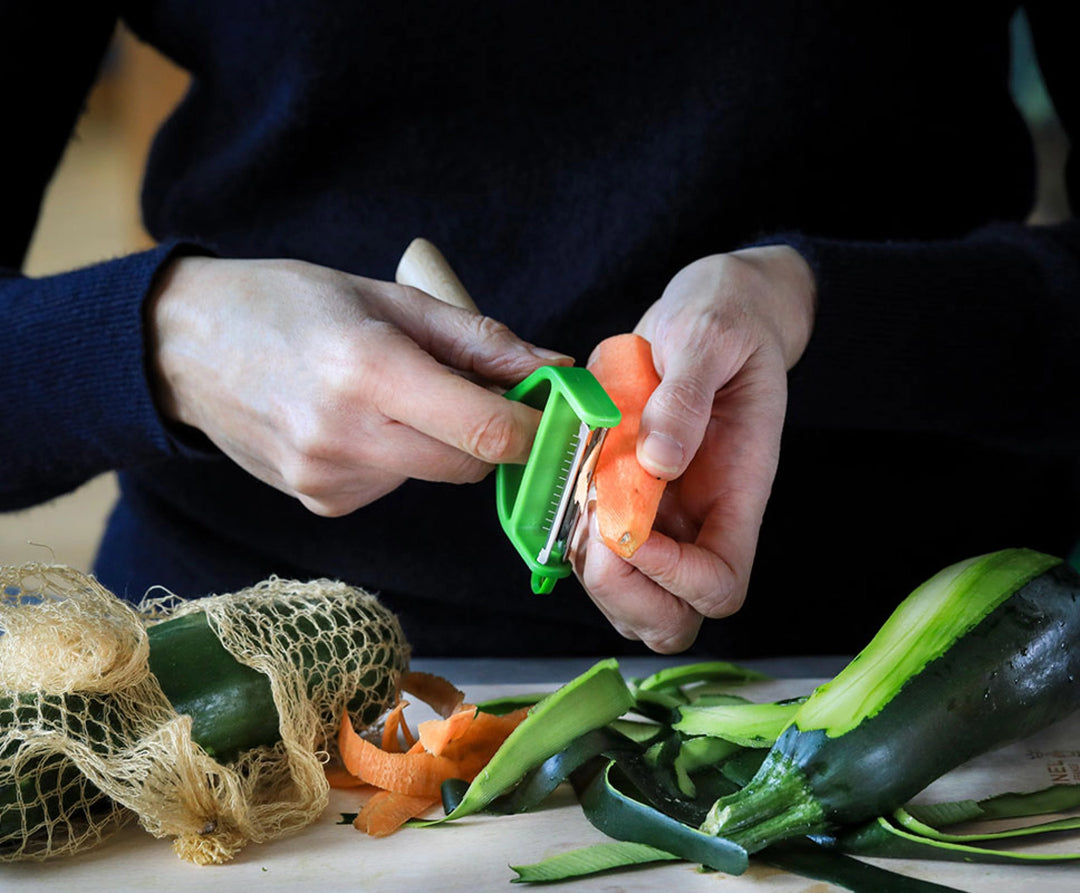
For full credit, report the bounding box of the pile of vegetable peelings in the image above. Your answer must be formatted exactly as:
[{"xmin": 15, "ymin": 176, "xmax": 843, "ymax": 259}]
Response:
[
  {"xmin": 328, "ymin": 547, "xmax": 1080, "ymax": 891},
  {"xmin": 4, "ymin": 549, "xmax": 1080, "ymax": 887}
]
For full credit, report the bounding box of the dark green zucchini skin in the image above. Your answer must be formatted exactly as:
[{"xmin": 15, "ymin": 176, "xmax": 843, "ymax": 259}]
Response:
[
  {"xmin": 787, "ymin": 562, "xmax": 1080, "ymax": 823},
  {"xmin": 146, "ymin": 611, "xmax": 281, "ymax": 763},
  {"xmin": 720, "ymin": 563, "xmax": 1080, "ymax": 848},
  {"xmin": 146, "ymin": 604, "xmax": 401, "ymax": 761},
  {"xmin": 2, "ymin": 613, "xmax": 284, "ymax": 850}
]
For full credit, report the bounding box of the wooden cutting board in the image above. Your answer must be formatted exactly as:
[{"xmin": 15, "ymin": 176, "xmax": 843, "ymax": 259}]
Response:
[{"xmin": 3, "ymin": 677, "xmax": 1078, "ymax": 893}]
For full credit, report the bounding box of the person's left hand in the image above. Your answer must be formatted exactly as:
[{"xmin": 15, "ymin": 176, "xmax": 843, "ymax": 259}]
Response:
[{"xmin": 571, "ymin": 245, "xmax": 817, "ymax": 653}]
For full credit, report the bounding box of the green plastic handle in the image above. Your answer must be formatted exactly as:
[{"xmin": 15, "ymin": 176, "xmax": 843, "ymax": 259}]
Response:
[{"xmin": 496, "ymin": 366, "xmax": 621, "ymax": 594}]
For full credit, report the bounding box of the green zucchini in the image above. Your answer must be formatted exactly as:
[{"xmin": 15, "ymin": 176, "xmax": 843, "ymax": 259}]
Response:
[
  {"xmin": 700, "ymin": 548, "xmax": 1080, "ymax": 852},
  {"xmin": 143, "ymin": 611, "xmax": 283, "ymax": 763},
  {"xmin": 143, "ymin": 610, "xmax": 401, "ymax": 760},
  {"xmin": 1, "ymin": 612, "xmax": 285, "ymax": 850},
  {"xmin": 2, "ymin": 588, "xmax": 407, "ymax": 858}
]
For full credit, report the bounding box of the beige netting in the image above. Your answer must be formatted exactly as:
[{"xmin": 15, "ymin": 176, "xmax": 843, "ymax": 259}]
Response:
[{"xmin": 0, "ymin": 564, "xmax": 409, "ymax": 864}]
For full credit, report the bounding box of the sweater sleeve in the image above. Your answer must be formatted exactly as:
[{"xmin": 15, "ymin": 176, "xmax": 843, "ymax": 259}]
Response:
[
  {"xmin": 1, "ymin": 246, "xmax": 201, "ymax": 509},
  {"xmin": 768, "ymin": 6, "xmax": 1079, "ymax": 458},
  {"xmin": 0, "ymin": 8, "xmax": 203, "ymax": 509}
]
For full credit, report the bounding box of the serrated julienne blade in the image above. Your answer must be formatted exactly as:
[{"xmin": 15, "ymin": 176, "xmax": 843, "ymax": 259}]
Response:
[{"xmin": 536, "ymin": 422, "xmax": 608, "ymax": 568}]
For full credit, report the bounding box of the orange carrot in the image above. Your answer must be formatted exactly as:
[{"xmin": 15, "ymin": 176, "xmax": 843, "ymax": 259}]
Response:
[
  {"xmin": 588, "ymin": 332, "xmax": 666, "ymax": 558},
  {"xmin": 353, "ymin": 790, "xmax": 440, "ymax": 837},
  {"xmin": 438, "ymin": 707, "xmax": 530, "ymax": 777}
]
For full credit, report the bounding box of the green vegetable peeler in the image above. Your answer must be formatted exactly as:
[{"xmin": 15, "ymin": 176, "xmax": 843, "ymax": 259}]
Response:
[
  {"xmin": 496, "ymin": 366, "xmax": 621, "ymax": 594},
  {"xmin": 393, "ymin": 238, "xmax": 621, "ymax": 594}
]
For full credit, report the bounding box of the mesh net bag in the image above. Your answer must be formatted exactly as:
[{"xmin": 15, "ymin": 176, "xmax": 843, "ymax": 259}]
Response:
[{"xmin": 0, "ymin": 564, "xmax": 409, "ymax": 864}]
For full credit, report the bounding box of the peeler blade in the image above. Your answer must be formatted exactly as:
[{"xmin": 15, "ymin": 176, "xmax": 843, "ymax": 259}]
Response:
[{"xmin": 536, "ymin": 422, "xmax": 607, "ymax": 568}]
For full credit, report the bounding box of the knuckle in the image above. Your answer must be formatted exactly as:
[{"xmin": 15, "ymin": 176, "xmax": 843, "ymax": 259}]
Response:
[
  {"xmin": 637, "ymin": 601, "xmax": 703, "ymax": 654},
  {"xmin": 650, "ymin": 377, "xmax": 712, "ymax": 428},
  {"xmin": 285, "ymin": 412, "xmax": 340, "ymax": 465},
  {"xmin": 698, "ymin": 579, "xmax": 746, "ymax": 618},
  {"xmin": 447, "ymin": 314, "xmax": 518, "ymax": 374},
  {"xmin": 456, "ymin": 456, "xmax": 495, "ymax": 484},
  {"xmin": 646, "ymin": 625, "xmax": 698, "ymax": 655},
  {"xmin": 351, "ymin": 317, "xmax": 404, "ymax": 364},
  {"xmin": 471, "ymin": 313, "xmax": 514, "ymax": 344},
  {"xmin": 298, "ymin": 493, "xmax": 352, "ymax": 518},
  {"xmin": 610, "ymin": 620, "xmax": 642, "ymax": 643},
  {"xmin": 462, "ymin": 410, "xmax": 521, "ymax": 463},
  {"xmin": 280, "ymin": 454, "xmax": 328, "ymax": 499},
  {"xmin": 435, "ymin": 449, "xmax": 494, "ymax": 484}
]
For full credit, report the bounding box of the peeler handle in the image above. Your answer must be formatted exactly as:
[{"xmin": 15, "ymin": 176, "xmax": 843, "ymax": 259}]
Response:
[
  {"xmin": 393, "ymin": 238, "xmax": 620, "ymax": 596},
  {"xmin": 395, "ymin": 237, "xmax": 480, "ymax": 313}
]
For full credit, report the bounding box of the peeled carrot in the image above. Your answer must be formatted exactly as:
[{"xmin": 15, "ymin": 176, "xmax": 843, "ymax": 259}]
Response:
[
  {"xmin": 325, "ymin": 765, "xmax": 368, "ymax": 789},
  {"xmin": 436, "ymin": 707, "xmax": 530, "ymax": 777},
  {"xmin": 588, "ymin": 333, "xmax": 666, "ymax": 558}
]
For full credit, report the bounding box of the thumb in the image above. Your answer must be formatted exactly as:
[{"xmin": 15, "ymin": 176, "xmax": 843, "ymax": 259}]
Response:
[{"xmin": 637, "ymin": 347, "xmax": 734, "ymax": 480}]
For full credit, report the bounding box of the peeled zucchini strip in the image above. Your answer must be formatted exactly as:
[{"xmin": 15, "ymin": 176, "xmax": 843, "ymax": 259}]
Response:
[
  {"xmin": 907, "ymin": 783, "xmax": 1080, "ymax": 826},
  {"xmin": 634, "ymin": 660, "xmax": 770, "ymax": 692},
  {"xmin": 574, "ymin": 759, "xmax": 748, "ymax": 874},
  {"xmin": 415, "ymin": 658, "xmax": 634, "ymax": 824},
  {"xmin": 841, "ymin": 783, "xmax": 1080, "ymax": 858},
  {"xmin": 758, "ymin": 840, "xmax": 967, "ymax": 893},
  {"xmin": 443, "ymin": 725, "xmax": 644, "ymax": 816},
  {"xmin": 834, "ymin": 814, "xmax": 1080, "ymax": 864},
  {"xmin": 510, "ymin": 840, "xmax": 678, "ymax": 883},
  {"xmin": 893, "ymin": 806, "xmax": 1080, "ymax": 843},
  {"xmin": 509, "ymin": 829, "xmax": 964, "ymax": 892},
  {"xmin": 827, "ymin": 779, "xmax": 1080, "ymax": 861}
]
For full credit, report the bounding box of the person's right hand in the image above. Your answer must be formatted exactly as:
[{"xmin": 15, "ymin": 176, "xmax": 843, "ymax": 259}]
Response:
[{"xmin": 148, "ymin": 255, "xmax": 570, "ymax": 515}]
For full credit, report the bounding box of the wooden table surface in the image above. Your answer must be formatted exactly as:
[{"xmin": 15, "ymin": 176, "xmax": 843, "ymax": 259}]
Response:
[{"xmin": 4, "ymin": 658, "xmax": 1078, "ymax": 892}]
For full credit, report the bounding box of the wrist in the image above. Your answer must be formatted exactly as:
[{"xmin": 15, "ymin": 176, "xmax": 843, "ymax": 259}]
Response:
[
  {"xmin": 730, "ymin": 244, "xmax": 817, "ymax": 368},
  {"xmin": 146, "ymin": 254, "xmax": 217, "ymax": 429}
]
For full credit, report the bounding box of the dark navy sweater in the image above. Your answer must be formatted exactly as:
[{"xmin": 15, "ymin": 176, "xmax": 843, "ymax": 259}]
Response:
[{"xmin": 3, "ymin": 2, "xmax": 1078, "ymax": 656}]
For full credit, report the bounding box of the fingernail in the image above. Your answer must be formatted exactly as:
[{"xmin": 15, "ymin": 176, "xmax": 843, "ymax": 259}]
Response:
[
  {"xmin": 530, "ymin": 346, "xmax": 575, "ymax": 365},
  {"xmin": 641, "ymin": 432, "xmax": 684, "ymax": 476}
]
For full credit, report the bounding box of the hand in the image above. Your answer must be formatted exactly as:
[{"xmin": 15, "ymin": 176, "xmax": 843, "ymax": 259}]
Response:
[
  {"xmin": 148, "ymin": 255, "xmax": 570, "ymax": 515},
  {"xmin": 574, "ymin": 246, "xmax": 817, "ymax": 652}
]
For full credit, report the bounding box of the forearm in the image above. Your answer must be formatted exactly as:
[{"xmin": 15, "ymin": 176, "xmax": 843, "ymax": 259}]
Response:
[{"xmin": 770, "ymin": 218, "xmax": 1080, "ymax": 454}]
